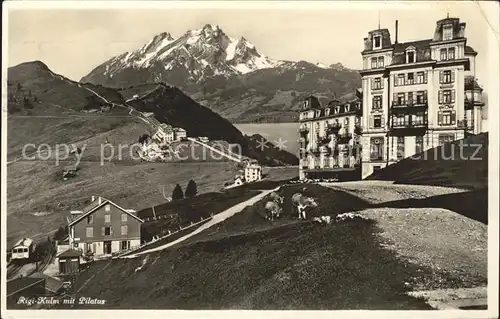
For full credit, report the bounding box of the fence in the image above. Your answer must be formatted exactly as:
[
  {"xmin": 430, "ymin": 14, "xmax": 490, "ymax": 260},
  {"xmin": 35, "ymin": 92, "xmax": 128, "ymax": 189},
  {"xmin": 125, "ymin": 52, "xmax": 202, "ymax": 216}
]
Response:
[{"xmin": 115, "ymin": 215, "xmax": 213, "ymax": 257}]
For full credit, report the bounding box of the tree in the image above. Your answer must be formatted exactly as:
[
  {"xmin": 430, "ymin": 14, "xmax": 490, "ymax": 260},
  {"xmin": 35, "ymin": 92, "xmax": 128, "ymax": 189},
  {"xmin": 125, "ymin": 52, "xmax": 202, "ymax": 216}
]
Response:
[
  {"xmin": 185, "ymin": 179, "xmax": 197, "ymax": 198},
  {"xmin": 172, "ymin": 184, "xmax": 184, "ymax": 200}
]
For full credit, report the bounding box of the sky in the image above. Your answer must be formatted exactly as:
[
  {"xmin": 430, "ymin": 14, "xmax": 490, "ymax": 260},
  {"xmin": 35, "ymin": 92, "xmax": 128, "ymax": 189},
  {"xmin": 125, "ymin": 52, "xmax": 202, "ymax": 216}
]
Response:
[{"xmin": 6, "ymin": 1, "xmax": 497, "ymax": 90}]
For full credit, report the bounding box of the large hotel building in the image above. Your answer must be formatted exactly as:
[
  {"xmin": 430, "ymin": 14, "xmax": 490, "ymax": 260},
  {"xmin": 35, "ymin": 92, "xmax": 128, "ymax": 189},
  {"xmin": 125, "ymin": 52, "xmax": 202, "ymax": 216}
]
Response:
[{"xmin": 298, "ymin": 16, "xmax": 485, "ymax": 181}]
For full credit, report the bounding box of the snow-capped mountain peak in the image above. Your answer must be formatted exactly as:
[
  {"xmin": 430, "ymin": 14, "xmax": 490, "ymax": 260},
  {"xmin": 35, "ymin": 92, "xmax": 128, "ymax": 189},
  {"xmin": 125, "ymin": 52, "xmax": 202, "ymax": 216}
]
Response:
[{"xmin": 90, "ymin": 24, "xmax": 284, "ymax": 83}]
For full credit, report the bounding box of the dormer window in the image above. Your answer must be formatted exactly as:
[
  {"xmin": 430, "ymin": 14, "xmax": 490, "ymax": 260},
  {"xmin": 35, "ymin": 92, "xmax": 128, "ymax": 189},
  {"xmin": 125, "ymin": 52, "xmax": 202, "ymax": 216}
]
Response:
[
  {"xmin": 335, "ymin": 106, "xmax": 340, "ymax": 114},
  {"xmin": 315, "ymin": 110, "xmax": 320, "ymax": 117},
  {"xmin": 443, "ymin": 24, "xmax": 453, "ymax": 41},
  {"xmin": 406, "ymin": 47, "xmax": 416, "ymax": 64},
  {"xmin": 373, "ymin": 35, "xmax": 382, "ymax": 49},
  {"xmin": 325, "ymin": 108, "xmax": 330, "ymax": 116},
  {"xmin": 344, "ymin": 105, "xmax": 349, "ymax": 113}
]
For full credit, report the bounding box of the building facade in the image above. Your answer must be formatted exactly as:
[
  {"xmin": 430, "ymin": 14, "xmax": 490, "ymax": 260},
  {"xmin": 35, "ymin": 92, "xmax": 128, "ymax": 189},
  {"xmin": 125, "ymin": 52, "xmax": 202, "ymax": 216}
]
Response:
[
  {"xmin": 66, "ymin": 196, "xmax": 143, "ymax": 257},
  {"xmin": 359, "ymin": 17, "xmax": 485, "ymax": 179},
  {"xmin": 298, "ymin": 92, "xmax": 363, "ymax": 181},
  {"xmin": 244, "ymin": 162, "xmax": 262, "ymax": 182}
]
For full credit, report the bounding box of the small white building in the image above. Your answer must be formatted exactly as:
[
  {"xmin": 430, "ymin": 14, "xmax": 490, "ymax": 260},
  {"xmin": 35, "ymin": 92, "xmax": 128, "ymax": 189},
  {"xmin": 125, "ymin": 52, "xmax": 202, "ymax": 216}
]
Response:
[
  {"xmin": 152, "ymin": 124, "xmax": 175, "ymax": 144},
  {"xmin": 244, "ymin": 162, "xmax": 262, "ymax": 183},
  {"xmin": 174, "ymin": 128, "xmax": 187, "ymax": 141}
]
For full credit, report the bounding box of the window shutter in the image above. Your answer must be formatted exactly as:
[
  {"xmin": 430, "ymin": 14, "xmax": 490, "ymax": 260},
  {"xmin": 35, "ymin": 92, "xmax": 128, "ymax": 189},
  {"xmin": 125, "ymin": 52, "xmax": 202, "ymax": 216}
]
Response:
[
  {"xmin": 381, "ymin": 115, "xmax": 385, "ymax": 128},
  {"xmin": 438, "ymin": 91, "xmax": 443, "ymax": 104},
  {"xmin": 381, "ymin": 78, "xmax": 384, "ymax": 88},
  {"xmin": 370, "ymin": 115, "xmax": 374, "ymax": 128},
  {"xmin": 371, "ymin": 79, "xmax": 374, "ymax": 90},
  {"xmin": 101, "ymin": 227, "xmax": 105, "ymax": 236},
  {"xmin": 451, "ymin": 70, "xmax": 455, "ymax": 83},
  {"xmin": 451, "ymin": 90, "xmax": 455, "ymax": 103},
  {"xmin": 439, "ymin": 71, "xmax": 443, "ymax": 83},
  {"xmin": 394, "ymin": 75, "xmax": 398, "ymax": 86},
  {"xmin": 438, "ymin": 112, "xmax": 443, "ymax": 125},
  {"xmin": 451, "ymin": 110, "xmax": 456, "ymax": 125},
  {"xmin": 110, "ymin": 227, "xmax": 113, "ymax": 236},
  {"xmin": 424, "ymin": 91, "xmax": 428, "ymax": 102},
  {"xmin": 393, "ymin": 93, "xmax": 397, "ymax": 105},
  {"xmin": 424, "ymin": 71, "xmax": 428, "ymax": 83}
]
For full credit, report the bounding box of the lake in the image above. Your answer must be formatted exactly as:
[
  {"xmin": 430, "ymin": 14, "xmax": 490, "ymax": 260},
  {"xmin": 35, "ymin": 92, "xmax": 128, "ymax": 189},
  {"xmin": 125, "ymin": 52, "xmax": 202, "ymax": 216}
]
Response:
[{"xmin": 235, "ymin": 123, "xmax": 300, "ymax": 156}]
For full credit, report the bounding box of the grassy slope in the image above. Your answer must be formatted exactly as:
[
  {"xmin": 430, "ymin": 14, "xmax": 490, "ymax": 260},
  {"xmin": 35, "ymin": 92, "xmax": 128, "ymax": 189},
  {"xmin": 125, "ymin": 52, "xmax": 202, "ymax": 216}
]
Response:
[
  {"xmin": 367, "ymin": 133, "xmax": 488, "ymax": 190},
  {"xmin": 65, "ymin": 184, "xmax": 435, "ymax": 310}
]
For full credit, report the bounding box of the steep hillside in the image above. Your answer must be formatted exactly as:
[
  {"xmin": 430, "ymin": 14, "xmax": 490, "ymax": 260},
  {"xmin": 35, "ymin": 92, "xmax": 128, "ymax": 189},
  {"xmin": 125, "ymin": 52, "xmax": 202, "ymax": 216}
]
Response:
[
  {"xmin": 367, "ymin": 133, "xmax": 488, "ymax": 190},
  {"xmin": 125, "ymin": 84, "xmax": 298, "ymax": 166},
  {"xmin": 81, "ymin": 24, "xmax": 361, "ymax": 123}
]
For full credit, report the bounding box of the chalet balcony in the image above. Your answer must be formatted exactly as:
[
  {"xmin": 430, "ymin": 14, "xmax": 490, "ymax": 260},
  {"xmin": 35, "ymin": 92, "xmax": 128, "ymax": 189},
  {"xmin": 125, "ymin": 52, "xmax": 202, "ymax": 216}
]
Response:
[
  {"xmin": 311, "ymin": 147, "xmax": 321, "ymax": 156},
  {"xmin": 326, "ymin": 123, "xmax": 342, "ymax": 135},
  {"xmin": 390, "ymin": 120, "xmax": 428, "ymax": 136},
  {"xmin": 391, "ymin": 101, "xmax": 428, "ymax": 113},
  {"xmin": 299, "ymin": 126, "xmax": 309, "ymax": 137},
  {"xmin": 336, "ymin": 133, "xmax": 352, "ymax": 145},
  {"xmin": 317, "ymin": 135, "xmax": 331, "ymax": 146}
]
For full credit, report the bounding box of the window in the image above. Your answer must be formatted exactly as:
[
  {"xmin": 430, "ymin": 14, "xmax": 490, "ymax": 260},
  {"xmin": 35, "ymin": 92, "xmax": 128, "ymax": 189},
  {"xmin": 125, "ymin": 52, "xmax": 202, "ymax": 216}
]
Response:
[
  {"xmin": 121, "ymin": 225, "xmax": 128, "ymax": 236},
  {"xmin": 397, "ymin": 137, "xmax": 405, "ymax": 160},
  {"xmin": 397, "ymin": 74, "xmax": 405, "ymax": 86},
  {"xmin": 416, "ymin": 91, "xmax": 427, "ymax": 104},
  {"xmin": 104, "ymin": 226, "xmax": 112, "ymax": 236},
  {"xmin": 121, "ymin": 241, "xmax": 130, "ymax": 251},
  {"xmin": 416, "ymin": 72, "xmax": 426, "ymax": 84},
  {"xmin": 373, "ymin": 35, "xmax": 381, "ymax": 49},
  {"xmin": 372, "ymin": 96, "xmax": 383, "ymax": 110},
  {"xmin": 393, "ymin": 114, "xmax": 408, "ymax": 127},
  {"xmin": 121, "ymin": 213, "xmax": 127, "ymax": 222},
  {"xmin": 87, "ymin": 215, "xmax": 93, "ymax": 224},
  {"xmin": 438, "ymin": 110, "xmax": 456, "ymax": 126},
  {"xmin": 438, "ymin": 134, "xmax": 455, "ymax": 146},
  {"xmin": 415, "ymin": 136, "xmax": 424, "ymax": 154},
  {"xmin": 86, "ymin": 227, "xmax": 93, "ymax": 238},
  {"xmin": 370, "ymin": 137, "xmax": 384, "ymax": 161},
  {"xmin": 407, "ymin": 73, "xmax": 414, "ymax": 85},
  {"xmin": 440, "ymin": 70, "xmax": 454, "ymax": 84},
  {"xmin": 105, "ymin": 204, "xmax": 111, "ymax": 212},
  {"xmin": 315, "ymin": 110, "xmax": 320, "ymax": 117},
  {"xmin": 373, "ymin": 115, "xmax": 382, "ymax": 128},
  {"xmin": 440, "ymin": 48, "xmax": 447, "ymax": 61},
  {"xmin": 448, "ymin": 48, "xmax": 455, "ymax": 60},
  {"xmin": 104, "ymin": 214, "xmax": 111, "ymax": 223},
  {"xmin": 371, "ymin": 57, "xmax": 378, "ymax": 69},
  {"xmin": 377, "ymin": 56, "xmax": 384, "ymax": 68},
  {"xmin": 372, "ymin": 78, "xmax": 382, "ymax": 90},
  {"xmin": 325, "ymin": 108, "xmax": 330, "ymax": 116},
  {"xmin": 406, "ymin": 51, "xmax": 415, "ymax": 64},
  {"xmin": 397, "ymin": 93, "xmax": 405, "ymax": 105},
  {"xmin": 344, "ymin": 117, "xmax": 350, "ymax": 130},
  {"xmin": 443, "ymin": 24, "xmax": 453, "ymax": 41},
  {"xmin": 439, "ymin": 90, "xmax": 455, "ymax": 104},
  {"xmin": 413, "ymin": 112, "xmax": 426, "ymax": 126}
]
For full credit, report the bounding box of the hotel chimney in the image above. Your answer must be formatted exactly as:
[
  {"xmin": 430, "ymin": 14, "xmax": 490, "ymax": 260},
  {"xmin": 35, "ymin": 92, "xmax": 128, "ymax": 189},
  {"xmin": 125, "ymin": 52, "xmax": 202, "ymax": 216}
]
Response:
[{"xmin": 395, "ymin": 20, "xmax": 399, "ymax": 44}]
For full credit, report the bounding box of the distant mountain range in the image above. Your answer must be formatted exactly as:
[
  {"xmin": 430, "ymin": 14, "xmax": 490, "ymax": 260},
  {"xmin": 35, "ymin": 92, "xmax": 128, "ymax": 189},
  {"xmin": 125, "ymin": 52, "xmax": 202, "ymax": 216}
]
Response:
[{"xmin": 81, "ymin": 24, "xmax": 362, "ymax": 123}]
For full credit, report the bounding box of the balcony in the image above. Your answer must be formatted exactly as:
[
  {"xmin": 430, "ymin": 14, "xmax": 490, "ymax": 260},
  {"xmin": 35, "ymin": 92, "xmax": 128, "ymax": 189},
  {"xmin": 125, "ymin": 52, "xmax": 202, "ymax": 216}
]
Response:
[
  {"xmin": 326, "ymin": 123, "xmax": 342, "ymax": 135},
  {"xmin": 299, "ymin": 126, "xmax": 309, "ymax": 137},
  {"xmin": 390, "ymin": 119, "xmax": 428, "ymax": 136},
  {"xmin": 391, "ymin": 101, "xmax": 428, "ymax": 113},
  {"xmin": 317, "ymin": 135, "xmax": 331, "ymax": 146},
  {"xmin": 336, "ymin": 133, "xmax": 352, "ymax": 145}
]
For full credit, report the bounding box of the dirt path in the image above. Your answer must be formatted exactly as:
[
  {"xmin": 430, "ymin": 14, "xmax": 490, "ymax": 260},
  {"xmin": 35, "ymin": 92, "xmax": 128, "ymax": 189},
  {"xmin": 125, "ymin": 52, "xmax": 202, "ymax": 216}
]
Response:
[
  {"xmin": 187, "ymin": 137, "xmax": 242, "ymax": 163},
  {"xmin": 123, "ymin": 187, "xmax": 279, "ymax": 258}
]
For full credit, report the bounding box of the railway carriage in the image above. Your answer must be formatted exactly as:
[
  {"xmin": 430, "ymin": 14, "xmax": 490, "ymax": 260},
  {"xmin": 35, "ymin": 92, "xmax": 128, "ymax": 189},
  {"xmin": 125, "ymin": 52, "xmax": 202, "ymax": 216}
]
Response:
[{"xmin": 11, "ymin": 238, "xmax": 35, "ymax": 261}]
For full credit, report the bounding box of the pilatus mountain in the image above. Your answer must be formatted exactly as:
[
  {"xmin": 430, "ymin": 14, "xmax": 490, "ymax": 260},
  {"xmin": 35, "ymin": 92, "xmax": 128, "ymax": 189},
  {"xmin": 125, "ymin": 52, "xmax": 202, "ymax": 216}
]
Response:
[{"xmin": 82, "ymin": 24, "xmax": 361, "ymax": 123}]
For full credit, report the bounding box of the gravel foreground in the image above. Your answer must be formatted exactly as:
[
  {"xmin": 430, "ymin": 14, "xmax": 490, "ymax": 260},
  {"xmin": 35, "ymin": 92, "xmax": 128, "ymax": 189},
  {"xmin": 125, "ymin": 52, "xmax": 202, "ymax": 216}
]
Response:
[{"xmin": 322, "ymin": 181, "xmax": 488, "ymax": 292}]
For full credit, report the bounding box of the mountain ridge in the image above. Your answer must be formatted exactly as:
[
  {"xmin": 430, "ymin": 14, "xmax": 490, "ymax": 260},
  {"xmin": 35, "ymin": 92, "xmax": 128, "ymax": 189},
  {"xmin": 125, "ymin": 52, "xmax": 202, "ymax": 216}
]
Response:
[{"xmin": 81, "ymin": 24, "xmax": 362, "ymax": 123}]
